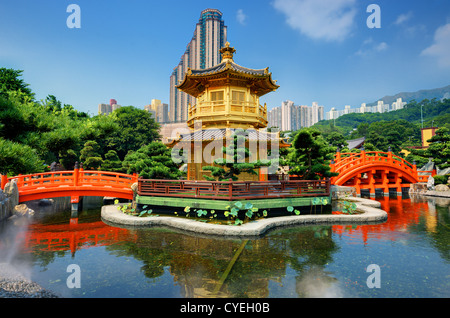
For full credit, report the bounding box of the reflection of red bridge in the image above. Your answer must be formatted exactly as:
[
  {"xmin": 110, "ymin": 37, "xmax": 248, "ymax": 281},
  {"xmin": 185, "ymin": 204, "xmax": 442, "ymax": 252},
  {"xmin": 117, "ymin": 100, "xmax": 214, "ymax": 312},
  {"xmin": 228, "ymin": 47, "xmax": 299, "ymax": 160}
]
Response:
[
  {"xmin": 330, "ymin": 150, "xmax": 435, "ymax": 196},
  {"xmin": 20, "ymin": 220, "xmax": 136, "ymax": 255},
  {"xmin": 1, "ymin": 166, "xmax": 138, "ymax": 204}
]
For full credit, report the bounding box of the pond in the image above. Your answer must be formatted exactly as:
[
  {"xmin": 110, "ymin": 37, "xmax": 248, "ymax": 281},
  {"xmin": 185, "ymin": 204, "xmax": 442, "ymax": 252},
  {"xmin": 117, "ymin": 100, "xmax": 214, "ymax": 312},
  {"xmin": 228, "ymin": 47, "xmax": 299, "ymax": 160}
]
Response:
[{"xmin": 0, "ymin": 195, "xmax": 449, "ymax": 298}]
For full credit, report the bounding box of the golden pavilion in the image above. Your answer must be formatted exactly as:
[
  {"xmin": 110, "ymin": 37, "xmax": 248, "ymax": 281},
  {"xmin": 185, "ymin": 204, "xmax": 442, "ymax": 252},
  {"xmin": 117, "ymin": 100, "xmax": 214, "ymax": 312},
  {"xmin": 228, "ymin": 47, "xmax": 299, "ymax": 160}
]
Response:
[{"xmin": 168, "ymin": 43, "xmax": 289, "ymax": 181}]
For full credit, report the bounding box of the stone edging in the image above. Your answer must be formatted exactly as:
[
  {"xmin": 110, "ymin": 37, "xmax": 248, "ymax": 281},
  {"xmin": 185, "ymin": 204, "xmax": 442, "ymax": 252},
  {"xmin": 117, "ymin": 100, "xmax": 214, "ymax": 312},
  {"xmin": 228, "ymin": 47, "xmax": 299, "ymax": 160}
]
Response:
[{"xmin": 101, "ymin": 197, "xmax": 387, "ymax": 238}]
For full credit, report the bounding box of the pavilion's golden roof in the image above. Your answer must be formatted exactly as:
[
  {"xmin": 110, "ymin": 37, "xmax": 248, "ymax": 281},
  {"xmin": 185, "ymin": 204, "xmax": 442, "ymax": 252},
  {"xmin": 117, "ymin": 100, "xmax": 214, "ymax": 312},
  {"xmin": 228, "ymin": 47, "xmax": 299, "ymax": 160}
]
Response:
[{"xmin": 176, "ymin": 43, "xmax": 279, "ymax": 98}]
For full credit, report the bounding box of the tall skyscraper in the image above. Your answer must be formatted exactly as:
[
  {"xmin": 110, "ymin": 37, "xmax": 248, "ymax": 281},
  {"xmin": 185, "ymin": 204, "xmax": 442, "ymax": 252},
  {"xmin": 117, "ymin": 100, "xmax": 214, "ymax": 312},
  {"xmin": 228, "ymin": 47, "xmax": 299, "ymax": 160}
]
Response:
[{"xmin": 169, "ymin": 9, "xmax": 227, "ymax": 123}]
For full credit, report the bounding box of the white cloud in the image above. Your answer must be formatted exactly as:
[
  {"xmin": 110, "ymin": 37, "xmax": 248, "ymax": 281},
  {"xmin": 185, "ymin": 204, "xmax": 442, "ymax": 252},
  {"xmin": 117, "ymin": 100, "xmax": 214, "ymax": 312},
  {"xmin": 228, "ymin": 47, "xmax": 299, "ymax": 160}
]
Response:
[
  {"xmin": 236, "ymin": 9, "xmax": 246, "ymax": 25},
  {"xmin": 272, "ymin": 0, "xmax": 357, "ymax": 42},
  {"xmin": 394, "ymin": 12, "xmax": 413, "ymax": 25},
  {"xmin": 355, "ymin": 38, "xmax": 388, "ymax": 57},
  {"xmin": 421, "ymin": 23, "xmax": 450, "ymax": 68},
  {"xmin": 375, "ymin": 42, "xmax": 388, "ymax": 52}
]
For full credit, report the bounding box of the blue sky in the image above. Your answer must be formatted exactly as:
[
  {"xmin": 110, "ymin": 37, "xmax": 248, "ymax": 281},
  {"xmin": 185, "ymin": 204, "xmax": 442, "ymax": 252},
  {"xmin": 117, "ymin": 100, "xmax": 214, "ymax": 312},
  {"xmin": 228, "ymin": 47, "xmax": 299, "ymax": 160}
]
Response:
[{"xmin": 1, "ymin": 0, "xmax": 449, "ymax": 115}]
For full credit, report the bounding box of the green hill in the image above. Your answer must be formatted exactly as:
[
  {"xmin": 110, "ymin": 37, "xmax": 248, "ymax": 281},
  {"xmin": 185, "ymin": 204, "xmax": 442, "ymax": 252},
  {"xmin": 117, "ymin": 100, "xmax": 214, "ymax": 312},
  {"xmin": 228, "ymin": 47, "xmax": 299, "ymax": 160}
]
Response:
[{"xmin": 366, "ymin": 85, "xmax": 450, "ymax": 106}]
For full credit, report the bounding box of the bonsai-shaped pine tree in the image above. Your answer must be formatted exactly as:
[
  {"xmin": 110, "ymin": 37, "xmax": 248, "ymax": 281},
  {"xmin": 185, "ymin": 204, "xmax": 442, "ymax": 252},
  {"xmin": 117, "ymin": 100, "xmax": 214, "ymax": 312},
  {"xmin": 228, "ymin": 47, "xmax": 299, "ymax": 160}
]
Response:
[
  {"xmin": 80, "ymin": 140, "xmax": 103, "ymax": 170},
  {"xmin": 288, "ymin": 128, "xmax": 338, "ymax": 180},
  {"xmin": 203, "ymin": 129, "xmax": 270, "ymax": 181},
  {"xmin": 122, "ymin": 142, "xmax": 182, "ymax": 180}
]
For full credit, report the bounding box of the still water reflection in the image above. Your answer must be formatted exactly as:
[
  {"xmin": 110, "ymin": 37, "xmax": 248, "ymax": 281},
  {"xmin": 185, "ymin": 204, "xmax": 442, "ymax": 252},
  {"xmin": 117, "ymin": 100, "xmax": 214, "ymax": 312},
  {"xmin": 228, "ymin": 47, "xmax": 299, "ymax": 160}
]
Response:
[{"xmin": 1, "ymin": 195, "xmax": 449, "ymax": 298}]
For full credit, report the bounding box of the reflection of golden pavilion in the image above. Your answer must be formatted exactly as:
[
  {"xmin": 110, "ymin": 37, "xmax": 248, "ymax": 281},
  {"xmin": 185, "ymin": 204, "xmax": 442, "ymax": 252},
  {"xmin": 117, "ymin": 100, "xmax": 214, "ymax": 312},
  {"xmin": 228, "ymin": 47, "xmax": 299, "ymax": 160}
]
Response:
[{"xmin": 167, "ymin": 43, "xmax": 289, "ymax": 181}]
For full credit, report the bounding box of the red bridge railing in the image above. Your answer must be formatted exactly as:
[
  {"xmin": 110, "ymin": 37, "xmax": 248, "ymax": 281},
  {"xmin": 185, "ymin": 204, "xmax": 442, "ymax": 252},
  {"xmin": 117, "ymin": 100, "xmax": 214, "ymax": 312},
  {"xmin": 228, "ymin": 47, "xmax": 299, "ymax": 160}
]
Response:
[{"xmin": 1, "ymin": 167, "xmax": 138, "ymax": 202}]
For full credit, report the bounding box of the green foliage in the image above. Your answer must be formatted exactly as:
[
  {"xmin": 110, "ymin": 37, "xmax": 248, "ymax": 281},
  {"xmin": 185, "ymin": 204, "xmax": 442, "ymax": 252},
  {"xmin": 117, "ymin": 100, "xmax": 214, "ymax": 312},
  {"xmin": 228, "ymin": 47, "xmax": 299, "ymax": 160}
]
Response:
[
  {"xmin": 101, "ymin": 150, "xmax": 122, "ymax": 172},
  {"xmin": 288, "ymin": 128, "xmax": 338, "ymax": 180},
  {"xmin": 222, "ymin": 201, "xmax": 265, "ymax": 225},
  {"xmin": 0, "ymin": 68, "xmax": 164, "ymax": 176},
  {"xmin": 122, "ymin": 142, "xmax": 182, "ymax": 180},
  {"xmin": 434, "ymin": 175, "xmax": 449, "ymax": 185},
  {"xmin": 0, "ymin": 138, "xmax": 44, "ymax": 175},
  {"xmin": 426, "ymin": 127, "xmax": 450, "ymax": 169},
  {"xmin": 339, "ymin": 201, "xmax": 358, "ymax": 214},
  {"xmin": 0, "ymin": 68, "xmax": 34, "ymax": 100},
  {"xmin": 287, "ymin": 206, "xmax": 301, "ymax": 215},
  {"xmin": 203, "ymin": 129, "xmax": 270, "ymax": 181},
  {"xmin": 106, "ymin": 106, "xmax": 161, "ymax": 160},
  {"xmin": 407, "ymin": 127, "xmax": 450, "ymax": 170},
  {"xmin": 80, "ymin": 140, "xmax": 103, "ymax": 170},
  {"xmin": 326, "ymin": 132, "xmax": 348, "ymax": 149}
]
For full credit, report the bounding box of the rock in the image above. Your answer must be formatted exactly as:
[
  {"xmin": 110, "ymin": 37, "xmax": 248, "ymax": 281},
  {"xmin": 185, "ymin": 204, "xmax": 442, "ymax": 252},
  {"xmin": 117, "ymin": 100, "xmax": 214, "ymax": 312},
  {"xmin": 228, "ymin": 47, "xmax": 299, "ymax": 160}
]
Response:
[
  {"xmin": 427, "ymin": 176, "xmax": 434, "ymax": 190},
  {"xmin": 13, "ymin": 204, "xmax": 34, "ymax": 217},
  {"xmin": 3, "ymin": 180, "xmax": 19, "ymax": 209},
  {"xmin": 435, "ymin": 184, "xmax": 450, "ymax": 192},
  {"xmin": 131, "ymin": 182, "xmax": 138, "ymax": 193}
]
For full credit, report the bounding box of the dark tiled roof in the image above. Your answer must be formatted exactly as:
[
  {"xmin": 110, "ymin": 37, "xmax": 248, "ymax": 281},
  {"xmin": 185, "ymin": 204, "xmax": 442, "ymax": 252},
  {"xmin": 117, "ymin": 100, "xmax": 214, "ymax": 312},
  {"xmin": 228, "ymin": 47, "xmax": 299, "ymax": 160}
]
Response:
[
  {"xmin": 178, "ymin": 128, "xmax": 281, "ymax": 142},
  {"xmin": 346, "ymin": 137, "xmax": 365, "ymax": 149},
  {"xmin": 190, "ymin": 61, "xmax": 267, "ymax": 76}
]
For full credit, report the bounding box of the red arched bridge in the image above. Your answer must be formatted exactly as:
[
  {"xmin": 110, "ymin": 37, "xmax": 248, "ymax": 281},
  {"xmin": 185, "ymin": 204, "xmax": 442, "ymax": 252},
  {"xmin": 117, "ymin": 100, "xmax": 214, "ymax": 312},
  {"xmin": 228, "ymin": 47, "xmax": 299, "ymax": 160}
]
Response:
[
  {"xmin": 0, "ymin": 151, "xmax": 435, "ymax": 205},
  {"xmin": 330, "ymin": 150, "xmax": 435, "ymax": 196},
  {"xmin": 1, "ymin": 167, "xmax": 137, "ymax": 205}
]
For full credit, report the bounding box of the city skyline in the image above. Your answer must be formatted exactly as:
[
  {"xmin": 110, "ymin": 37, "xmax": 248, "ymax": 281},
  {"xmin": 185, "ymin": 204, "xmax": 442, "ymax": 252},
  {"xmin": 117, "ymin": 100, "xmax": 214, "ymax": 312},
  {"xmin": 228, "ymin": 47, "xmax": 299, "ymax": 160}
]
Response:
[
  {"xmin": 170, "ymin": 8, "xmax": 227, "ymax": 123},
  {"xmin": 1, "ymin": 1, "xmax": 449, "ymax": 116}
]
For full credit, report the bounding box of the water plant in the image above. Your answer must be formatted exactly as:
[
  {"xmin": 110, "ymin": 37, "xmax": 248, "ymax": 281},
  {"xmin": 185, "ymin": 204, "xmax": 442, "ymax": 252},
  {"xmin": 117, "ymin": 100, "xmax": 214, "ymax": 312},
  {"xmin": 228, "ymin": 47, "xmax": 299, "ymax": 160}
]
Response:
[
  {"xmin": 223, "ymin": 201, "xmax": 266, "ymax": 225},
  {"xmin": 339, "ymin": 201, "xmax": 358, "ymax": 214},
  {"xmin": 116, "ymin": 202, "xmax": 153, "ymax": 217},
  {"xmin": 310, "ymin": 197, "xmax": 330, "ymax": 214},
  {"xmin": 287, "ymin": 206, "xmax": 301, "ymax": 215}
]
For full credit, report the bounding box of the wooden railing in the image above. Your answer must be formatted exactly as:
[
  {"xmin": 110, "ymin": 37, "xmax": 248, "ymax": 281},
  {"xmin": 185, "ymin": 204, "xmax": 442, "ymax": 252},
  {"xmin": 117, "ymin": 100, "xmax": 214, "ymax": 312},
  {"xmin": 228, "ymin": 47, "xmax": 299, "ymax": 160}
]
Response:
[{"xmin": 138, "ymin": 179, "xmax": 330, "ymax": 200}]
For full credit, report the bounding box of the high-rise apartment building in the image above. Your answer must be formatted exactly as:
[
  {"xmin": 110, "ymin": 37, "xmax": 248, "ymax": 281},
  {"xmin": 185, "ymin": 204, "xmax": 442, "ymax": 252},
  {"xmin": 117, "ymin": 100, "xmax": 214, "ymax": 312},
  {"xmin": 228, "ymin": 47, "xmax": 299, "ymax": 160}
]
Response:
[
  {"xmin": 169, "ymin": 9, "xmax": 227, "ymax": 123},
  {"xmin": 325, "ymin": 98, "xmax": 407, "ymax": 120},
  {"xmin": 145, "ymin": 99, "xmax": 169, "ymax": 124},
  {"xmin": 268, "ymin": 101, "xmax": 324, "ymax": 131},
  {"xmin": 98, "ymin": 99, "xmax": 121, "ymax": 115}
]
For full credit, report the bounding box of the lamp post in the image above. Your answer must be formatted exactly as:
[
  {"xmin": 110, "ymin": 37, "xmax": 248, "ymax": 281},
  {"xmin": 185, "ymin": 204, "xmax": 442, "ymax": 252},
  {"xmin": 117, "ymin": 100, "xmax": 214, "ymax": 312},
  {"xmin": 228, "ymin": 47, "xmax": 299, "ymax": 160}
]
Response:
[{"xmin": 421, "ymin": 104, "xmax": 424, "ymax": 129}]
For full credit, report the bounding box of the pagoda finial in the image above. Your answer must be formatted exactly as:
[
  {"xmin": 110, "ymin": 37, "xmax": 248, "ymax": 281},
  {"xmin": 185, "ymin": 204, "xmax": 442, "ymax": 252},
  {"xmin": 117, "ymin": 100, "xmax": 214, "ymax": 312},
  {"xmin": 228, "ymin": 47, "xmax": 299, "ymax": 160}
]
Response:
[{"xmin": 220, "ymin": 42, "xmax": 236, "ymax": 62}]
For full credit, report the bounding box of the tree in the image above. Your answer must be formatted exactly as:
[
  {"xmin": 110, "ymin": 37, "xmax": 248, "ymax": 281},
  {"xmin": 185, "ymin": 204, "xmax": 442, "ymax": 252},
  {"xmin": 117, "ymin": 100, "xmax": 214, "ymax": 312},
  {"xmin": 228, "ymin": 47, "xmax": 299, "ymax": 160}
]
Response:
[
  {"xmin": 406, "ymin": 127, "xmax": 450, "ymax": 170},
  {"xmin": 80, "ymin": 140, "xmax": 103, "ymax": 170},
  {"xmin": 101, "ymin": 150, "xmax": 122, "ymax": 172},
  {"xmin": 425, "ymin": 127, "xmax": 450, "ymax": 169},
  {"xmin": 0, "ymin": 68, "xmax": 34, "ymax": 100},
  {"xmin": 122, "ymin": 142, "xmax": 182, "ymax": 179},
  {"xmin": 105, "ymin": 106, "xmax": 160, "ymax": 160},
  {"xmin": 0, "ymin": 138, "xmax": 44, "ymax": 175},
  {"xmin": 203, "ymin": 129, "xmax": 270, "ymax": 181},
  {"xmin": 288, "ymin": 128, "xmax": 338, "ymax": 180},
  {"xmin": 366, "ymin": 131, "xmax": 388, "ymax": 151},
  {"xmin": 325, "ymin": 132, "xmax": 348, "ymax": 149}
]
